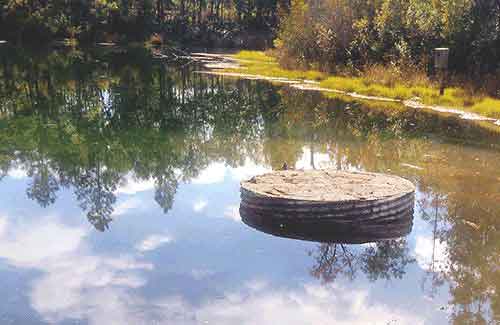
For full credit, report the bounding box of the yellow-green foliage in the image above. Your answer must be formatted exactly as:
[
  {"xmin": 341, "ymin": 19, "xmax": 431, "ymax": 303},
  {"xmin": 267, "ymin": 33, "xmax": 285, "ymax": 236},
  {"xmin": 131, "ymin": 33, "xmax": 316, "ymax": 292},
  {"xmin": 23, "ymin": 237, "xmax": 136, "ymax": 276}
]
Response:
[
  {"xmin": 229, "ymin": 51, "xmax": 325, "ymax": 81},
  {"xmin": 470, "ymin": 99, "xmax": 500, "ymax": 118},
  {"xmin": 227, "ymin": 51, "xmax": 500, "ymax": 119},
  {"xmin": 232, "ymin": 51, "xmax": 275, "ymax": 63}
]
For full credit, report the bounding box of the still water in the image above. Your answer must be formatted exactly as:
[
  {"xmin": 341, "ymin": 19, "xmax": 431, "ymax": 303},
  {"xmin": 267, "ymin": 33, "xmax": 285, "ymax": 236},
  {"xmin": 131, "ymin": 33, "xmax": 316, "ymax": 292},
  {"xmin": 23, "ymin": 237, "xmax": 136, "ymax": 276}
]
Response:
[{"xmin": 0, "ymin": 46, "xmax": 499, "ymax": 325}]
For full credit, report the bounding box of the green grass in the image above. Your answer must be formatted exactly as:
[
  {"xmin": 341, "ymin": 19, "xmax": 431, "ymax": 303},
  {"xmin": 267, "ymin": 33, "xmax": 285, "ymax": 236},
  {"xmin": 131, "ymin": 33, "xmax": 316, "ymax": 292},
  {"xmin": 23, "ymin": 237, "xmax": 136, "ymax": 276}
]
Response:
[
  {"xmin": 229, "ymin": 51, "xmax": 326, "ymax": 81},
  {"xmin": 226, "ymin": 51, "xmax": 500, "ymax": 119},
  {"xmin": 232, "ymin": 50, "xmax": 276, "ymax": 63},
  {"xmin": 470, "ymin": 98, "xmax": 500, "ymax": 117},
  {"xmin": 319, "ymin": 77, "xmax": 468, "ymax": 107}
]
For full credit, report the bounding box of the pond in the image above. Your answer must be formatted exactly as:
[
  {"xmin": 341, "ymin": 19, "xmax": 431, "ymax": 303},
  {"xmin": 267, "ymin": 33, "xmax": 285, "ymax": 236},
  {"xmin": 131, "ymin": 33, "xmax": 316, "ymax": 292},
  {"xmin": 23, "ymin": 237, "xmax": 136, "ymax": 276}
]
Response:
[{"xmin": 0, "ymin": 46, "xmax": 499, "ymax": 325}]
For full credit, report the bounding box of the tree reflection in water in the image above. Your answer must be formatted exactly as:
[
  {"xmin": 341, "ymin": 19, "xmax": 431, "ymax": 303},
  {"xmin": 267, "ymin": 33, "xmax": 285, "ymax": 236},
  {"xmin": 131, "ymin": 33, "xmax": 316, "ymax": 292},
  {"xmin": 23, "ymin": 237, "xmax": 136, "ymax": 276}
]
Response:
[
  {"xmin": 74, "ymin": 160, "xmax": 119, "ymax": 231},
  {"xmin": 310, "ymin": 239, "xmax": 415, "ymax": 284},
  {"xmin": 0, "ymin": 45, "xmax": 276, "ymax": 230},
  {"xmin": 417, "ymin": 192, "xmax": 447, "ymax": 298},
  {"xmin": 241, "ymin": 209, "xmax": 416, "ymax": 284},
  {"xmin": 154, "ymin": 172, "xmax": 179, "ymax": 214}
]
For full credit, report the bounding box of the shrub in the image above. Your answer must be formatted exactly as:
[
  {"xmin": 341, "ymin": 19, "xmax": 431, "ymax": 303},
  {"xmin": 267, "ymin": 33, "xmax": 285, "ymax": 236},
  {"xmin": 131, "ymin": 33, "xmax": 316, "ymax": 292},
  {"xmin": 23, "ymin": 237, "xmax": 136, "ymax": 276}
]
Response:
[{"xmin": 274, "ymin": 0, "xmax": 500, "ymax": 82}]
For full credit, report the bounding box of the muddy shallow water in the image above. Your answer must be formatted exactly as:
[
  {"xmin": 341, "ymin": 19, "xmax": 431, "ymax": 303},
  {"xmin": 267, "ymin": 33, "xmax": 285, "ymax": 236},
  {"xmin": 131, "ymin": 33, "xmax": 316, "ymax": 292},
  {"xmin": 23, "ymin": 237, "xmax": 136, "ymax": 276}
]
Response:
[{"xmin": 0, "ymin": 46, "xmax": 499, "ymax": 324}]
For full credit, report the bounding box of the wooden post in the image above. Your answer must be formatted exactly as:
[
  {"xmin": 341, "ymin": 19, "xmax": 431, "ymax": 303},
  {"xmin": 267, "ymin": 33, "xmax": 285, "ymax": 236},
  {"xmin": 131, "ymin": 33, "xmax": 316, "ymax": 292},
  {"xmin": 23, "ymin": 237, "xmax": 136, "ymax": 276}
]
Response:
[{"xmin": 434, "ymin": 48, "xmax": 449, "ymax": 96}]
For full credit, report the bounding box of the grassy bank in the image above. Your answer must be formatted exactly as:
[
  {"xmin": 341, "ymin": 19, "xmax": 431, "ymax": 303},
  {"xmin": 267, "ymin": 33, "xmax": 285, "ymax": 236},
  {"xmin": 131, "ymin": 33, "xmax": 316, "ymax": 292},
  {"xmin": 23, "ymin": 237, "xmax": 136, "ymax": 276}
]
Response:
[{"xmin": 227, "ymin": 51, "xmax": 500, "ymax": 119}]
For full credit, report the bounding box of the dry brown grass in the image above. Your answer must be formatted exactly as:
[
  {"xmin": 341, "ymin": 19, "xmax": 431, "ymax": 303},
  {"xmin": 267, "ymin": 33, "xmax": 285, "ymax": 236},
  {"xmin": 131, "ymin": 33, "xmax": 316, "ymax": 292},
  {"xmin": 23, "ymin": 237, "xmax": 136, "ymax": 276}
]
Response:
[{"xmin": 363, "ymin": 64, "xmax": 434, "ymax": 88}]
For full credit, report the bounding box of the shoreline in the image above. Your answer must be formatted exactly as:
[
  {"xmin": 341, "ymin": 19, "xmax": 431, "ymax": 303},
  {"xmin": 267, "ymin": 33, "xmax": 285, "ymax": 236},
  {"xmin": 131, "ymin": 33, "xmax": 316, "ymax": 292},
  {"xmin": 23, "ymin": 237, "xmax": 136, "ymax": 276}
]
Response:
[{"xmin": 193, "ymin": 52, "xmax": 500, "ymax": 127}]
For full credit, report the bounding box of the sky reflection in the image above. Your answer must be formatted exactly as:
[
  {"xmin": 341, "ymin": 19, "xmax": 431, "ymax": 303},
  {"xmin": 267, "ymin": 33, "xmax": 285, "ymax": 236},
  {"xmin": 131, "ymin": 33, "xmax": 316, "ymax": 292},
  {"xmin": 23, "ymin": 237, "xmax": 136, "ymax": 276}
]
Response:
[{"xmin": 0, "ymin": 148, "xmax": 456, "ymax": 324}]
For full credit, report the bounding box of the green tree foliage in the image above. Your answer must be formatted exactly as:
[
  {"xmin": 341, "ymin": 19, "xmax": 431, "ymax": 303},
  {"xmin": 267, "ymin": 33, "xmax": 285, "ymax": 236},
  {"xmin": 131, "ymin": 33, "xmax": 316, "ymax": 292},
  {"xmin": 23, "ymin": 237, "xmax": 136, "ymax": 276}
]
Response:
[
  {"xmin": 275, "ymin": 0, "xmax": 500, "ymax": 76},
  {"xmin": 0, "ymin": 0, "xmax": 288, "ymax": 45}
]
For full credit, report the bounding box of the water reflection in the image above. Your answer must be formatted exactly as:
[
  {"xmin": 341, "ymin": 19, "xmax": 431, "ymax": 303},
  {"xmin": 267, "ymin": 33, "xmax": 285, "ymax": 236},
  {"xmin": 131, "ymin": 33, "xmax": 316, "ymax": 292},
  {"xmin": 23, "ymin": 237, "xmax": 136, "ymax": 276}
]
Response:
[
  {"xmin": 0, "ymin": 45, "xmax": 499, "ymax": 324},
  {"xmin": 240, "ymin": 209, "xmax": 414, "ymax": 244},
  {"xmin": 241, "ymin": 206, "xmax": 416, "ymax": 286},
  {"xmin": 310, "ymin": 239, "xmax": 415, "ymax": 284}
]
